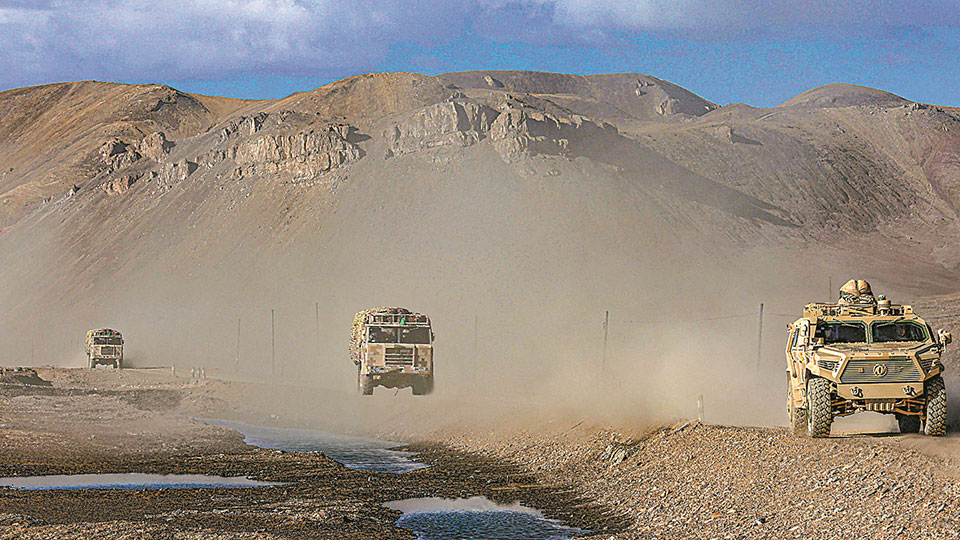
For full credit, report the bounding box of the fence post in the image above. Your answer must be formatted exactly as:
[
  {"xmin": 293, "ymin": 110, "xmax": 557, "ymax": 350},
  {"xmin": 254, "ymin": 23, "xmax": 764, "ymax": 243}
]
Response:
[
  {"xmin": 271, "ymin": 309, "xmax": 276, "ymax": 376},
  {"xmin": 235, "ymin": 317, "xmax": 241, "ymax": 372},
  {"xmin": 602, "ymin": 310, "xmax": 609, "ymax": 369},
  {"xmin": 756, "ymin": 303, "xmax": 764, "ymax": 371},
  {"xmin": 698, "ymin": 394, "xmax": 704, "ymax": 424}
]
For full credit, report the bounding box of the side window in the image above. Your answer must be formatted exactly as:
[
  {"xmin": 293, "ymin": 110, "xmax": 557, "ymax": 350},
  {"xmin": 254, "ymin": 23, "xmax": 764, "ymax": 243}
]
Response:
[{"xmin": 790, "ymin": 329, "xmax": 800, "ymax": 349}]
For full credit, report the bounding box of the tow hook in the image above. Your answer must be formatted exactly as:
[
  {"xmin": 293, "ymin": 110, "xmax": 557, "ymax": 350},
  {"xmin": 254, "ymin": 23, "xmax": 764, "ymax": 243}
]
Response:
[
  {"xmin": 903, "ymin": 385, "xmax": 917, "ymax": 397},
  {"xmin": 850, "ymin": 387, "xmax": 863, "ymax": 398}
]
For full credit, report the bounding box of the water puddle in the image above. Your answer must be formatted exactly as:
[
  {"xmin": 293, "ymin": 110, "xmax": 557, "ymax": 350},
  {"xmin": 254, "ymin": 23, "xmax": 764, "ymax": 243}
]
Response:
[
  {"xmin": 385, "ymin": 496, "xmax": 590, "ymax": 540},
  {"xmin": 198, "ymin": 418, "xmax": 427, "ymax": 473},
  {"xmin": 0, "ymin": 473, "xmax": 281, "ymax": 491}
]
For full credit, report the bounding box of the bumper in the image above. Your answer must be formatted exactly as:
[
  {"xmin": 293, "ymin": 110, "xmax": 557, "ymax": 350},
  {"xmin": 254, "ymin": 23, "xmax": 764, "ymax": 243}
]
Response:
[
  {"xmin": 836, "ymin": 382, "xmax": 924, "ymax": 400},
  {"xmin": 365, "ymin": 366, "xmax": 431, "ymax": 387}
]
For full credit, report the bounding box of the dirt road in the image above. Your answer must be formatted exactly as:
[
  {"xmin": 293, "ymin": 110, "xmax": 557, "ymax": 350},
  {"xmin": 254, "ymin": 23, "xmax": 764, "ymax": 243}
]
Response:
[{"xmin": 1, "ymin": 367, "xmax": 959, "ymax": 539}]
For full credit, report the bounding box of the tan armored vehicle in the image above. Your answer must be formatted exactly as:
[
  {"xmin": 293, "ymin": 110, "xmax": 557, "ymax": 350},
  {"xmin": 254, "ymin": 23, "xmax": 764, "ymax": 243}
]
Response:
[
  {"xmin": 350, "ymin": 308, "xmax": 434, "ymax": 396},
  {"xmin": 85, "ymin": 328, "xmax": 124, "ymax": 369},
  {"xmin": 786, "ymin": 280, "xmax": 950, "ymax": 437}
]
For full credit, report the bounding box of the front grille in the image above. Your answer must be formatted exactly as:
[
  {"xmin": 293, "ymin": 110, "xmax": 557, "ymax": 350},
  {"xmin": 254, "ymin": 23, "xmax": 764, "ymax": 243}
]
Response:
[
  {"xmin": 840, "ymin": 357, "xmax": 921, "ymax": 383},
  {"xmin": 98, "ymin": 346, "xmax": 120, "ymax": 357},
  {"xmin": 918, "ymin": 357, "xmax": 936, "ymax": 372},
  {"xmin": 385, "ymin": 347, "xmax": 414, "ymax": 367},
  {"xmin": 817, "ymin": 358, "xmax": 838, "ymax": 371}
]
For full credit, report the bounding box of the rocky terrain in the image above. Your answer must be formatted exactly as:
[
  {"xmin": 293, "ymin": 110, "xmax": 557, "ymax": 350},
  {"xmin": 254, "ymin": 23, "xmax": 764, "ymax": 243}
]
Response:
[{"xmin": 2, "ymin": 368, "xmax": 959, "ymax": 539}]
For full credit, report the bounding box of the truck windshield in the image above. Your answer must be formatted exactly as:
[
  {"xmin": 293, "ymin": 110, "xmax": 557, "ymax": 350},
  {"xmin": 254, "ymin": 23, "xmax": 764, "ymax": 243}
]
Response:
[
  {"xmin": 399, "ymin": 327, "xmax": 431, "ymax": 344},
  {"xmin": 368, "ymin": 327, "xmax": 397, "ymax": 343},
  {"xmin": 94, "ymin": 337, "xmax": 122, "ymax": 345},
  {"xmin": 872, "ymin": 321, "xmax": 926, "ymax": 343},
  {"xmin": 815, "ymin": 322, "xmax": 866, "ymax": 344}
]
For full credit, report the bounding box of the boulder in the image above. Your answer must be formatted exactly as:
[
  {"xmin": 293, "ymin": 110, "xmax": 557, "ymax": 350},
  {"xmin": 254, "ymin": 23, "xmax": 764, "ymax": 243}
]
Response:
[{"xmin": 138, "ymin": 131, "xmax": 174, "ymax": 161}]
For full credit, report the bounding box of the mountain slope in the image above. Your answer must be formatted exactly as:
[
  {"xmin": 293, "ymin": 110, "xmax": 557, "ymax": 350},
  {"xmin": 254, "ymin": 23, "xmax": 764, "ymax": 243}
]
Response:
[{"xmin": 1, "ymin": 72, "xmax": 959, "ymax": 425}]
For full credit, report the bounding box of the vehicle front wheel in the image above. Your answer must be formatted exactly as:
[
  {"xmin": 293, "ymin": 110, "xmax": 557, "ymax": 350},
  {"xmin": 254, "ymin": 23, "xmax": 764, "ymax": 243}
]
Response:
[
  {"xmin": 412, "ymin": 377, "xmax": 433, "ymax": 396},
  {"xmin": 924, "ymin": 376, "xmax": 947, "ymax": 436},
  {"xmin": 896, "ymin": 413, "xmax": 921, "ymax": 434},
  {"xmin": 807, "ymin": 377, "xmax": 833, "ymax": 438},
  {"xmin": 359, "ymin": 375, "xmax": 374, "ymax": 396}
]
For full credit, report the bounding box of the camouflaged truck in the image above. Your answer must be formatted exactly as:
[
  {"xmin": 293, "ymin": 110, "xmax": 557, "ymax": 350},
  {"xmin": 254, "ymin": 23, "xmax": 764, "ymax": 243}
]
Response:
[
  {"xmin": 350, "ymin": 308, "xmax": 434, "ymax": 396},
  {"xmin": 85, "ymin": 328, "xmax": 124, "ymax": 369},
  {"xmin": 786, "ymin": 295, "xmax": 950, "ymax": 438}
]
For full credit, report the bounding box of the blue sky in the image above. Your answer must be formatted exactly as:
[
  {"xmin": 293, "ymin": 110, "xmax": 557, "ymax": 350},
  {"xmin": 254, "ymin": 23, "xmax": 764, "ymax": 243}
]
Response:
[{"xmin": 1, "ymin": 1, "xmax": 958, "ymax": 108}]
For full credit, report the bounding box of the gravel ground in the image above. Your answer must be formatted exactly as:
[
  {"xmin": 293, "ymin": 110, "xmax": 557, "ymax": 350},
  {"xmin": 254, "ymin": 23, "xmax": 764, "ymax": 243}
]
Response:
[
  {"xmin": 444, "ymin": 422, "xmax": 960, "ymax": 540},
  {"xmin": 0, "ymin": 368, "xmax": 615, "ymax": 539}
]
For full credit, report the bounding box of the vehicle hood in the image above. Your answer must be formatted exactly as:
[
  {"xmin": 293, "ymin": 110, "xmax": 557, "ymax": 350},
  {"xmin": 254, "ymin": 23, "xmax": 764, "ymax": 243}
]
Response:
[{"xmin": 819, "ymin": 342, "xmax": 928, "ymax": 356}]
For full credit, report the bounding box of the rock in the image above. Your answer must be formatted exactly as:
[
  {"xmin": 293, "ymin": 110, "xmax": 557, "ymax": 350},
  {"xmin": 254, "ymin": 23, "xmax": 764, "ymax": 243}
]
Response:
[
  {"xmin": 233, "ymin": 124, "xmax": 362, "ymax": 180},
  {"xmin": 385, "ymin": 101, "xmax": 499, "ymax": 157},
  {"xmin": 489, "ymin": 101, "xmax": 615, "ymax": 162},
  {"xmin": 97, "ymin": 138, "xmax": 140, "ymax": 173},
  {"xmin": 100, "ymin": 174, "xmax": 139, "ymax": 195},
  {"xmin": 138, "ymin": 131, "xmax": 174, "ymax": 161},
  {"xmin": 157, "ymin": 159, "xmax": 198, "ymax": 189},
  {"xmin": 484, "ymin": 75, "xmax": 504, "ymax": 88}
]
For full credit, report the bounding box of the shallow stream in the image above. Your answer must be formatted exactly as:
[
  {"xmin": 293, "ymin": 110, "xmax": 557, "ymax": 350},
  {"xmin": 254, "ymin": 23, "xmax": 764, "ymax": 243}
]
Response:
[
  {"xmin": 0, "ymin": 473, "xmax": 280, "ymax": 491},
  {"xmin": 198, "ymin": 418, "xmax": 427, "ymax": 473},
  {"xmin": 385, "ymin": 496, "xmax": 590, "ymax": 540}
]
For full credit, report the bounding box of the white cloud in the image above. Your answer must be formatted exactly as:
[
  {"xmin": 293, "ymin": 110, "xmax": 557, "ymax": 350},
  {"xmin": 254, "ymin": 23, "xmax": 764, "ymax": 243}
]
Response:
[{"xmin": 0, "ymin": 0, "xmax": 956, "ymax": 90}]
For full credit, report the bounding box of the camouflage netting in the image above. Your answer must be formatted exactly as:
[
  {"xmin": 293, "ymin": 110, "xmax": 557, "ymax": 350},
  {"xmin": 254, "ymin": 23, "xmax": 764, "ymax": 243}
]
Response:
[
  {"xmin": 350, "ymin": 307, "xmax": 412, "ymax": 363},
  {"xmin": 838, "ymin": 279, "xmax": 876, "ymax": 305}
]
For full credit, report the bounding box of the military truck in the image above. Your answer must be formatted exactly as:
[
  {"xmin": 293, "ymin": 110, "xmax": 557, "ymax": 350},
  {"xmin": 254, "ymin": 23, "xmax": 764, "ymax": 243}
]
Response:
[
  {"xmin": 85, "ymin": 328, "xmax": 124, "ymax": 369},
  {"xmin": 351, "ymin": 308, "xmax": 434, "ymax": 396},
  {"xmin": 786, "ymin": 286, "xmax": 950, "ymax": 438}
]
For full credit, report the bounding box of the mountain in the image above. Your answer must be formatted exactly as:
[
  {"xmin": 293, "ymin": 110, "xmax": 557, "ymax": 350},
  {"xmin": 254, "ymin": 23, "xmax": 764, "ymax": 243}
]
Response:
[{"xmin": 1, "ymin": 71, "xmax": 959, "ymax": 421}]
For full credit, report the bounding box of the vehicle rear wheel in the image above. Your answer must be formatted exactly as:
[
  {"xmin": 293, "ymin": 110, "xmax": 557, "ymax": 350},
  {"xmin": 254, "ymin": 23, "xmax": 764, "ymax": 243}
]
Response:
[
  {"xmin": 924, "ymin": 376, "xmax": 947, "ymax": 436},
  {"xmin": 787, "ymin": 373, "xmax": 806, "ymax": 436},
  {"xmin": 807, "ymin": 377, "xmax": 833, "ymax": 438},
  {"xmin": 896, "ymin": 413, "xmax": 921, "ymax": 434}
]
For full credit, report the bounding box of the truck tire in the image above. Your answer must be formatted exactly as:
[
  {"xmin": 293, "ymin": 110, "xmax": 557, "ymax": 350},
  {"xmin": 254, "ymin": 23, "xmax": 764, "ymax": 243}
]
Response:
[
  {"xmin": 807, "ymin": 377, "xmax": 833, "ymax": 438},
  {"xmin": 924, "ymin": 376, "xmax": 947, "ymax": 436},
  {"xmin": 412, "ymin": 377, "xmax": 433, "ymax": 396},
  {"xmin": 896, "ymin": 414, "xmax": 921, "ymax": 434},
  {"xmin": 359, "ymin": 375, "xmax": 373, "ymax": 396},
  {"xmin": 787, "ymin": 372, "xmax": 806, "ymax": 436}
]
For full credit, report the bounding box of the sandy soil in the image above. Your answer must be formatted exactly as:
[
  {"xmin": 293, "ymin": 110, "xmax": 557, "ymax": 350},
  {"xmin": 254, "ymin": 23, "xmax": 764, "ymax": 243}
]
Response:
[{"xmin": 0, "ymin": 368, "xmax": 613, "ymax": 539}]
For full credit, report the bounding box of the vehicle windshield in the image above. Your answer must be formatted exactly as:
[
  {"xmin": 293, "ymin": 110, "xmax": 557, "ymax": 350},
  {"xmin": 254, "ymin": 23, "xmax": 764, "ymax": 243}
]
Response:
[
  {"xmin": 872, "ymin": 321, "xmax": 927, "ymax": 343},
  {"xmin": 368, "ymin": 327, "xmax": 397, "ymax": 343},
  {"xmin": 94, "ymin": 337, "xmax": 122, "ymax": 345},
  {"xmin": 399, "ymin": 327, "xmax": 431, "ymax": 344},
  {"xmin": 815, "ymin": 321, "xmax": 866, "ymax": 344}
]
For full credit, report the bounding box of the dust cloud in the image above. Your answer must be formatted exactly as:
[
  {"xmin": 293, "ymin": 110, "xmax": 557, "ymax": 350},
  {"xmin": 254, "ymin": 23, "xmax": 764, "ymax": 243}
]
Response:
[{"xmin": 0, "ymin": 146, "xmax": 949, "ymax": 436}]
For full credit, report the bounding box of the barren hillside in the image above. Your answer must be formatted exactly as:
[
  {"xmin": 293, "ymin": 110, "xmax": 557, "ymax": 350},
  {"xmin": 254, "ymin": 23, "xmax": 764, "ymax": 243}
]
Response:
[{"xmin": 2, "ymin": 71, "xmax": 959, "ymax": 426}]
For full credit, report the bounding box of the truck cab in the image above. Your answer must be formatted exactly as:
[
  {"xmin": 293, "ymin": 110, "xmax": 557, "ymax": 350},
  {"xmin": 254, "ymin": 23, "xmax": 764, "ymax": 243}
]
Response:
[
  {"xmin": 351, "ymin": 309, "xmax": 434, "ymax": 396},
  {"xmin": 85, "ymin": 328, "xmax": 124, "ymax": 369}
]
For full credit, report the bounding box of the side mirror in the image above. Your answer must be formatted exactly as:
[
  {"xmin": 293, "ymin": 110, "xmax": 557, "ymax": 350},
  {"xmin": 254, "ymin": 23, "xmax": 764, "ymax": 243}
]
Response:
[{"xmin": 938, "ymin": 329, "xmax": 952, "ymax": 345}]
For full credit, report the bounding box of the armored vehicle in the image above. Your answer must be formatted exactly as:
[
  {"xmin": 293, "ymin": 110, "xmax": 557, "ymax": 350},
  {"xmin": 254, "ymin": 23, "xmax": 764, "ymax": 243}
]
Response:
[
  {"xmin": 85, "ymin": 328, "xmax": 124, "ymax": 369},
  {"xmin": 350, "ymin": 308, "xmax": 434, "ymax": 396},
  {"xmin": 786, "ymin": 284, "xmax": 950, "ymax": 437}
]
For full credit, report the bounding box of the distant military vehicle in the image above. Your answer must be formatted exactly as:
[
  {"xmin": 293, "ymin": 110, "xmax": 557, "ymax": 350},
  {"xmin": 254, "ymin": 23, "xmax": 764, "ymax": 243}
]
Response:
[
  {"xmin": 85, "ymin": 328, "xmax": 124, "ymax": 369},
  {"xmin": 786, "ymin": 281, "xmax": 950, "ymax": 437},
  {"xmin": 351, "ymin": 308, "xmax": 434, "ymax": 396}
]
